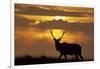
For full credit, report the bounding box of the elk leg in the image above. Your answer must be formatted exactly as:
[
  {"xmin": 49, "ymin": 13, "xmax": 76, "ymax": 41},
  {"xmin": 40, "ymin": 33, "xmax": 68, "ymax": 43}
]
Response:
[
  {"xmin": 64, "ymin": 54, "xmax": 67, "ymax": 60},
  {"xmin": 58, "ymin": 53, "xmax": 63, "ymax": 59},
  {"xmin": 75, "ymin": 55, "xmax": 79, "ymax": 61},
  {"xmin": 79, "ymin": 54, "xmax": 84, "ymax": 61}
]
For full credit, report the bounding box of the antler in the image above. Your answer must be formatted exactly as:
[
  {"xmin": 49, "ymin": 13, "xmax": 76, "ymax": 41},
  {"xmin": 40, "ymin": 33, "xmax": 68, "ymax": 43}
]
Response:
[
  {"xmin": 50, "ymin": 30, "xmax": 65, "ymax": 40},
  {"xmin": 50, "ymin": 30, "xmax": 56, "ymax": 39},
  {"xmin": 58, "ymin": 31, "xmax": 65, "ymax": 39}
]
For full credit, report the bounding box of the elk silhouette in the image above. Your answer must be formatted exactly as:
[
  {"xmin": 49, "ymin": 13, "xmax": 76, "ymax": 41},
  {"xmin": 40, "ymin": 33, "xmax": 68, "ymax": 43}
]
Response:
[{"xmin": 50, "ymin": 30, "xmax": 83, "ymax": 60}]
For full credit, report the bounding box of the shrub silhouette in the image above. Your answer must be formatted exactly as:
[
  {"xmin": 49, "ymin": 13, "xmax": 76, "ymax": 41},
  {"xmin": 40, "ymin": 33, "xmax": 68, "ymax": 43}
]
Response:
[{"xmin": 15, "ymin": 55, "xmax": 93, "ymax": 65}]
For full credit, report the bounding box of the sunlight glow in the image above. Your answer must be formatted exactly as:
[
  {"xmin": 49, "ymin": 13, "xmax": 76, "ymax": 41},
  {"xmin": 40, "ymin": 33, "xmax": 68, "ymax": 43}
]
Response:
[
  {"xmin": 51, "ymin": 29, "xmax": 64, "ymax": 39},
  {"xmin": 34, "ymin": 21, "xmax": 40, "ymax": 25},
  {"xmin": 15, "ymin": 28, "xmax": 85, "ymax": 44},
  {"xmin": 53, "ymin": 16, "xmax": 66, "ymax": 21}
]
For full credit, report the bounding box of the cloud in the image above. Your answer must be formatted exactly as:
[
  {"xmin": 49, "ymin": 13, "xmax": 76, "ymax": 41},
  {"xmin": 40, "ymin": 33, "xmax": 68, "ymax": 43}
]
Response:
[
  {"xmin": 15, "ymin": 15, "xmax": 93, "ymax": 35},
  {"xmin": 31, "ymin": 20, "xmax": 94, "ymax": 34},
  {"xmin": 15, "ymin": 4, "xmax": 93, "ymax": 17}
]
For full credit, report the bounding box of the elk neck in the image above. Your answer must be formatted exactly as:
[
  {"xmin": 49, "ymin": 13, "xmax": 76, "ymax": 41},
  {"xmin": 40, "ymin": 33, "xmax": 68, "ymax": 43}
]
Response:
[{"xmin": 54, "ymin": 40, "xmax": 61, "ymax": 51}]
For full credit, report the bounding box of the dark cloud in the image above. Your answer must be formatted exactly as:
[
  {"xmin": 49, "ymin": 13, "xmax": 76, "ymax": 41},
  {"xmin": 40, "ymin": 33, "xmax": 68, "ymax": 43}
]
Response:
[
  {"xmin": 15, "ymin": 15, "xmax": 93, "ymax": 34},
  {"xmin": 31, "ymin": 20, "xmax": 94, "ymax": 34},
  {"xmin": 15, "ymin": 15, "xmax": 36, "ymax": 27},
  {"xmin": 15, "ymin": 15, "xmax": 93, "ymax": 33},
  {"xmin": 15, "ymin": 15, "xmax": 30, "ymax": 26},
  {"xmin": 15, "ymin": 4, "xmax": 93, "ymax": 17}
]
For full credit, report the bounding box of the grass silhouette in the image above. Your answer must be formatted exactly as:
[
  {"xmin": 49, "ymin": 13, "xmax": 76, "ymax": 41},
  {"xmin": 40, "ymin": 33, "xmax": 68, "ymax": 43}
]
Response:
[{"xmin": 15, "ymin": 55, "xmax": 93, "ymax": 65}]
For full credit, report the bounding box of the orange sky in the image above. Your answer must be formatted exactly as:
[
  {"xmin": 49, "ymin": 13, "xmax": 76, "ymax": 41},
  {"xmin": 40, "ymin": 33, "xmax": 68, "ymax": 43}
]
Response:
[{"xmin": 15, "ymin": 4, "xmax": 94, "ymax": 59}]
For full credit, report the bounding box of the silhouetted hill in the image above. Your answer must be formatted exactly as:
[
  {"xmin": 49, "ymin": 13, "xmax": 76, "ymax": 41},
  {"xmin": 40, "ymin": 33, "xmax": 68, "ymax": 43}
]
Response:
[{"xmin": 15, "ymin": 55, "xmax": 93, "ymax": 65}]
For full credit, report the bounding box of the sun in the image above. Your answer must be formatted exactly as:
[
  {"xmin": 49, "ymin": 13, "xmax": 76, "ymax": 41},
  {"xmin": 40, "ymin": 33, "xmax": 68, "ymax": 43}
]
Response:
[
  {"xmin": 54, "ymin": 16, "xmax": 65, "ymax": 20},
  {"xmin": 51, "ymin": 29, "xmax": 64, "ymax": 39}
]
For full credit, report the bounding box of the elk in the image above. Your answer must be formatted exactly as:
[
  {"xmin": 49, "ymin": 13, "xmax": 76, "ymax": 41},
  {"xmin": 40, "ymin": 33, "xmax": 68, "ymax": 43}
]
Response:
[{"xmin": 50, "ymin": 30, "xmax": 83, "ymax": 60}]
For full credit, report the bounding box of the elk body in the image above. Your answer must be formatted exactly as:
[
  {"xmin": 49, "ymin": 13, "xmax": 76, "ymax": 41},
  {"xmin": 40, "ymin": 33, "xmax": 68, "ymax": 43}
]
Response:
[{"xmin": 50, "ymin": 30, "xmax": 83, "ymax": 60}]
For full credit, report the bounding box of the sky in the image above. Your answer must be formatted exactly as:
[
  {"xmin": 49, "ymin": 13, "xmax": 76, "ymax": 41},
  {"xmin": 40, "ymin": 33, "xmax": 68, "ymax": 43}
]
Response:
[{"xmin": 15, "ymin": 3, "xmax": 94, "ymax": 59}]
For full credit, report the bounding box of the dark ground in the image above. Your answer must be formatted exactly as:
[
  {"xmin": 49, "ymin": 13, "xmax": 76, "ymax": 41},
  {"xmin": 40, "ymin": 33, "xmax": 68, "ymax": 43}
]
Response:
[{"xmin": 15, "ymin": 55, "xmax": 93, "ymax": 66}]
